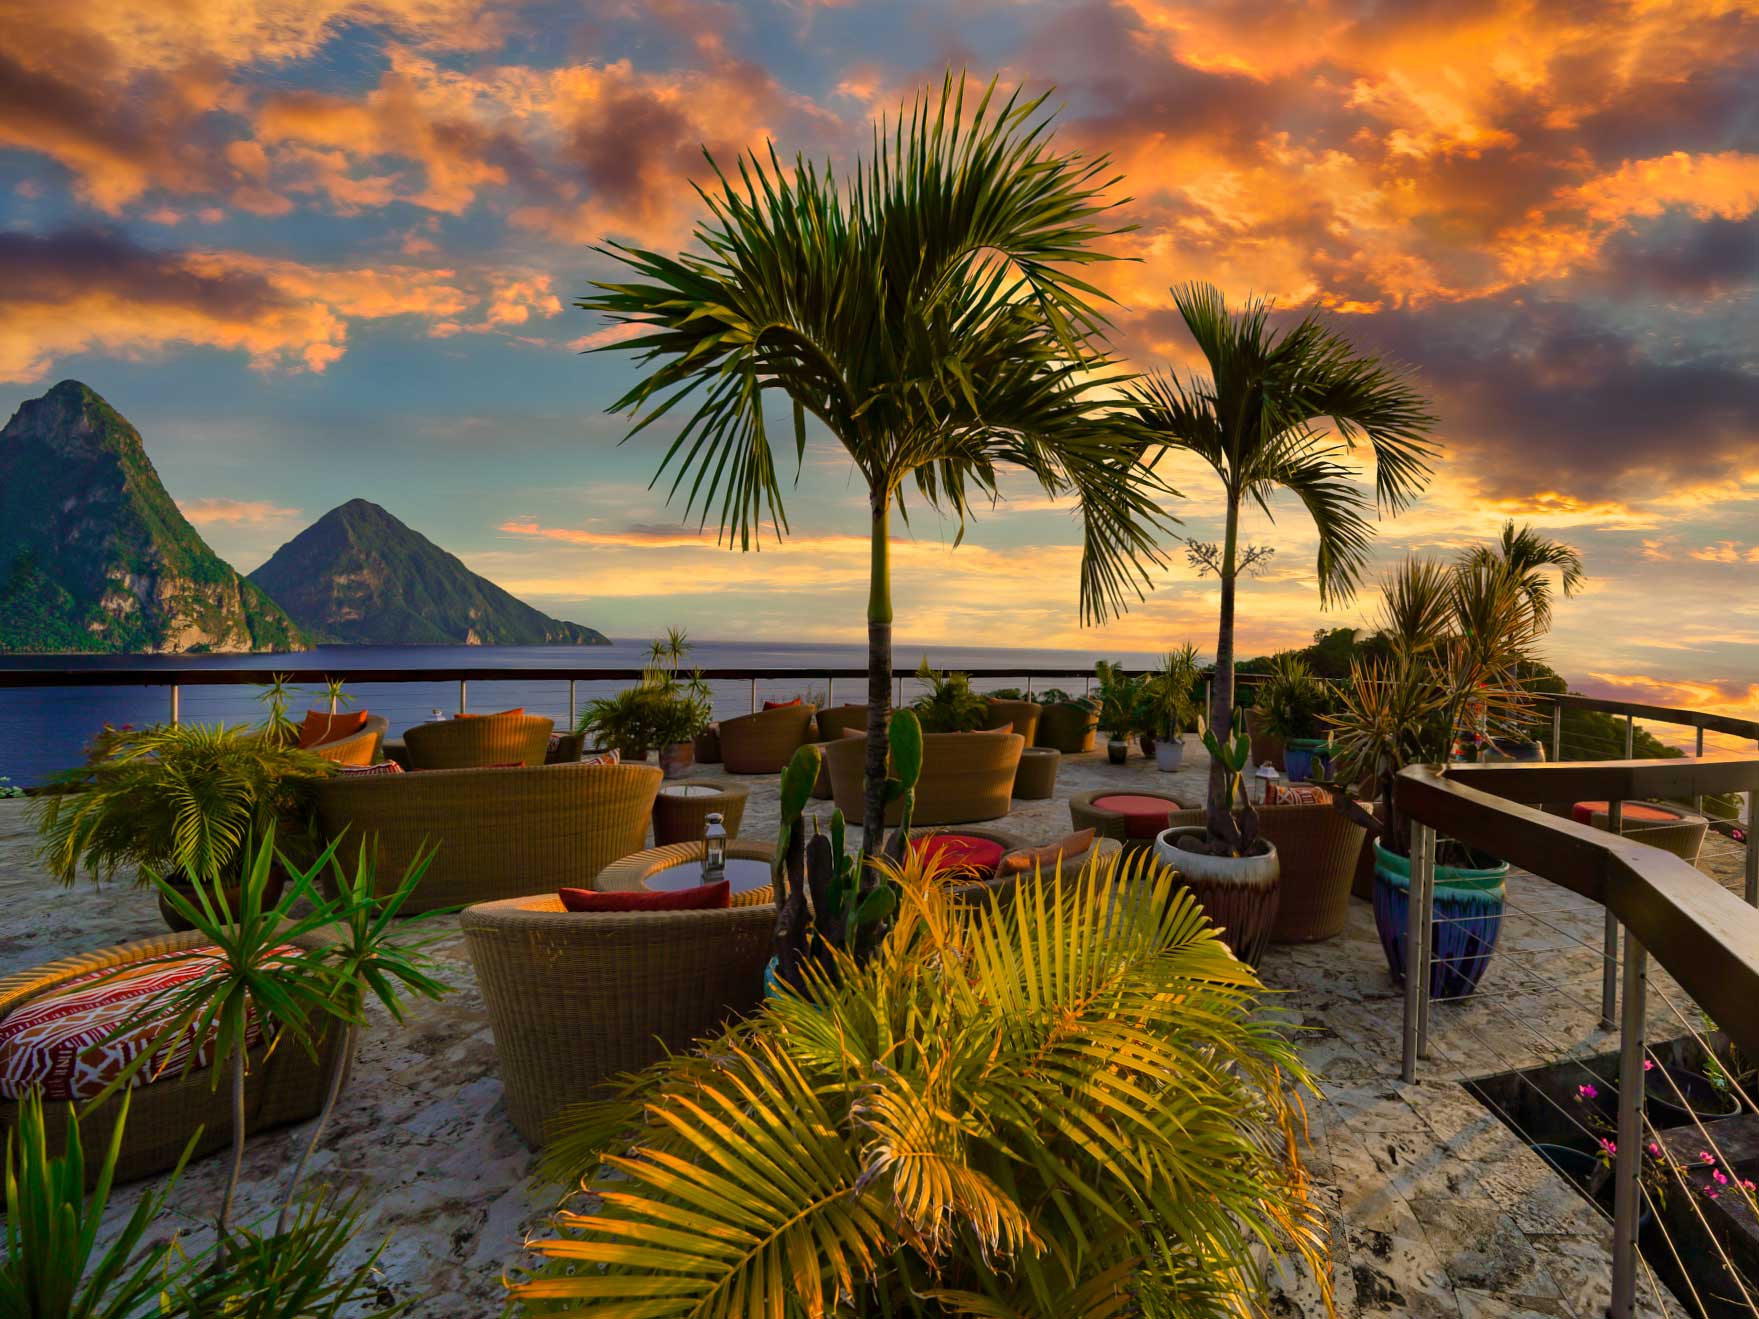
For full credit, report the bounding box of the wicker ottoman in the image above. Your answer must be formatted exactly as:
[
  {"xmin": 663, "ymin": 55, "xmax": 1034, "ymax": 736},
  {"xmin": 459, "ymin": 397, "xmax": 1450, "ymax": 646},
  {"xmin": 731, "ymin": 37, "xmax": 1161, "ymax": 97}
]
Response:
[
  {"xmin": 597, "ymin": 840, "xmax": 777, "ymax": 907},
  {"xmin": 1013, "ymin": 746, "xmax": 1060, "ymax": 799},
  {"xmin": 652, "ymin": 779, "xmax": 750, "ymax": 846},
  {"xmin": 1069, "ymin": 789, "xmax": 1185, "ymax": 850}
]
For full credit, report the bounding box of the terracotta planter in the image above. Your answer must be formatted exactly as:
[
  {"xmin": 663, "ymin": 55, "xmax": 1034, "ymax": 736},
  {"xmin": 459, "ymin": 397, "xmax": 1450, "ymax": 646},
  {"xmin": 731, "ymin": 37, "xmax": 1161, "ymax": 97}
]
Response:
[{"xmin": 658, "ymin": 740, "xmax": 696, "ymax": 779}]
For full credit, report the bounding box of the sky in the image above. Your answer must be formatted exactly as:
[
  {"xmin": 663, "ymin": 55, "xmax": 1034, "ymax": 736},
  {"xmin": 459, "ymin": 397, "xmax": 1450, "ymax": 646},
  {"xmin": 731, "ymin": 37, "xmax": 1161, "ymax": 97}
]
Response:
[{"xmin": 1, "ymin": 0, "xmax": 1756, "ymax": 726}]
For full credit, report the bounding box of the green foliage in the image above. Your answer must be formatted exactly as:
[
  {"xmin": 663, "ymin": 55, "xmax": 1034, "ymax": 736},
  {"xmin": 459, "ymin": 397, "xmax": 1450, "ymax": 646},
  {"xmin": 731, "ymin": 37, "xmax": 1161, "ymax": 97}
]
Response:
[
  {"xmin": 1136, "ymin": 643, "xmax": 1204, "ymax": 740},
  {"xmin": 1092, "ymin": 659, "xmax": 1143, "ymax": 739},
  {"xmin": 1200, "ymin": 709, "xmax": 1261, "ymax": 856},
  {"xmin": 0, "ymin": 1090, "xmax": 188, "ymax": 1319},
  {"xmin": 32, "ymin": 723, "xmax": 331, "ymax": 887},
  {"xmin": 520, "ymin": 850, "xmax": 1328, "ymax": 1317},
  {"xmin": 1036, "ymin": 687, "xmax": 1094, "ymax": 710},
  {"xmin": 910, "ymin": 659, "xmax": 990, "ymax": 732},
  {"xmin": 1256, "ymin": 652, "xmax": 1331, "ymax": 742},
  {"xmin": 987, "ymin": 687, "xmax": 1025, "ymax": 701},
  {"xmin": 579, "ymin": 629, "xmax": 712, "ymax": 751},
  {"xmin": 0, "ymin": 777, "xmax": 22, "ymax": 800},
  {"xmin": 255, "ymin": 673, "xmax": 300, "ymax": 743},
  {"xmin": 771, "ymin": 709, "xmax": 921, "ymax": 992}
]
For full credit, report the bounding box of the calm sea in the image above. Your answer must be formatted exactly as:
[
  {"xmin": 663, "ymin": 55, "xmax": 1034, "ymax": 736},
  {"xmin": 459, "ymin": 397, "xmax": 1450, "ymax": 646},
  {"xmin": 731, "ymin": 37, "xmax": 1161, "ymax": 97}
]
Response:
[{"xmin": 0, "ymin": 639, "xmax": 1166, "ymax": 788}]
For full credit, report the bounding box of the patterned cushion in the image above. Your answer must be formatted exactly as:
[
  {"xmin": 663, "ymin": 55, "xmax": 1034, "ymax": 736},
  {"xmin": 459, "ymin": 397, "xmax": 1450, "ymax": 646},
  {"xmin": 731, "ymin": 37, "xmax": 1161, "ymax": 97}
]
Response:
[
  {"xmin": 582, "ymin": 748, "xmax": 622, "ymax": 767},
  {"xmin": 0, "ymin": 945, "xmax": 299, "ymax": 1100},
  {"xmin": 338, "ymin": 760, "xmax": 403, "ymax": 776},
  {"xmin": 1266, "ymin": 782, "xmax": 1332, "ymax": 806}
]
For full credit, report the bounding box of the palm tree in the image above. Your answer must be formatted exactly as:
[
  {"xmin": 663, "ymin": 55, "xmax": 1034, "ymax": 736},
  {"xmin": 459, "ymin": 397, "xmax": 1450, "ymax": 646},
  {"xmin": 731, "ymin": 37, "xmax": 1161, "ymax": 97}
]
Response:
[
  {"xmin": 1125, "ymin": 283, "xmax": 1438, "ymax": 851},
  {"xmin": 578, "ymin": 75, "xmax": 1169, "ymax": 845},
  {"xmin": 1463, "ymin": 519, "xmax": 1584, "ymax": 628}
]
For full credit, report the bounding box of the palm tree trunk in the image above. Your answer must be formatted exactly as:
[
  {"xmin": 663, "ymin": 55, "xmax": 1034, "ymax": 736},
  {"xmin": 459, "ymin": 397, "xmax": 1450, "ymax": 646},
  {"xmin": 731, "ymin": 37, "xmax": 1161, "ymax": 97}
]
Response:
[
  {"xmin": 276, "ymin": 1020, "xmax": 356, "ymax": 1235},
  {"xmin": 1206, "ymin": 493, "xmax": 1241, "ymax": 848},
  {"xmin": 863, "ymin": 491, "xmax": 893, "ymax": 851}
]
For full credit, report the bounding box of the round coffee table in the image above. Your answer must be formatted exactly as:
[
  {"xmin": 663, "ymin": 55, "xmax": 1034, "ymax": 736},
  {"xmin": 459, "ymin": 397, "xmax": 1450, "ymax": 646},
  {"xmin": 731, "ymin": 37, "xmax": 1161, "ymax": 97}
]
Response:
[
  {"xmin": 597, "ymin": 840, "xmax": 776, "ymax": 908},
  {"xmin": 652, "ymin": 778, "xmax": 750, "ymax": 846},
  {"xmin": 1013, "ymin": 746, "xmax": 1060, "ymax": 799}
]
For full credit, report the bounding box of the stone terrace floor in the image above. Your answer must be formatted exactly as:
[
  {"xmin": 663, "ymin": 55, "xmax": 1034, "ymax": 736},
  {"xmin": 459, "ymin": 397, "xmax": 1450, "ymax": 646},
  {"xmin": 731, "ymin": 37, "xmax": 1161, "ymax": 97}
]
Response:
[{"xmin": 1, "ymin": 749, "xmax": 1749, "ymax": 1317}]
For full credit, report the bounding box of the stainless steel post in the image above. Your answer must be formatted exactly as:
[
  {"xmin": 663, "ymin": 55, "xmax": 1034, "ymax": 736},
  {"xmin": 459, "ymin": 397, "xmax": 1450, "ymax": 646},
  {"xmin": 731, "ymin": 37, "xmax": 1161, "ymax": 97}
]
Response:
[
  {"xmin": 749, "ymin": 678, "xmax": 757, "ymax": 714},
  {"xmin": 1694, "ymin": 726, "xmax": 1705, "ymax": 816},
  {"xmin": 1025, "ymin": 676, "xmax": 1033, "ymax": 699},
  {"xmin": 1746, "ymin": 803, "xmax": 1759, "ymax": 907},
  {"xmin": 1624, "ymin": 714, "xmax": 1634, "ymax": 759},
  {"xmin": 458, "ymin": 679, "xmax": 467, "ymax": 715},
  {"xmin": 895, "ymin": 674, "xmax": 903, "ymax": 707},
  {"xmin": 568, "ymin": 680, "xmax": 576, "ymax": 730},
  {"xmin": 826, "ymin": 676, "xmax": 833, "ymax": 707},
  {"xmin": 169, "ymin": 684, "xmax": 180, "ymax": 726},
  {"xmin": 1609, "ymin": 931, "xmax": 1648, "ymax": 1319},
  {"xmin": 1601, "ymin": 800, "xmax": 1623, "ymax": 1030},
  {"xmin": 1550, "ymin": 700, "xmax": 1562, "ymax": 762},
  {"xmin": 1415, "ymin": 823, "xmax": 1434, "ymax": 1058},
  {"xmin": 1402, "ymin": 821, "xmax": 1436, "ymax": 1082}
]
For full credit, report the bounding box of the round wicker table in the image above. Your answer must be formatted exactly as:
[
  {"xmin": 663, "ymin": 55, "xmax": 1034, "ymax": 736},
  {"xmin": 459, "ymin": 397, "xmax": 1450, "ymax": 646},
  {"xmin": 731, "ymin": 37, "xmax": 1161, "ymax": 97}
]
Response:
[
  {"xmin": 597, "ymin": 840, "xmax": 776, "ymax": 908},
  {"xmin": 651, "ymin": 778, "xmax": 750, "ymax": 845},
  {"xmin": 1013, "ymin": 746, "xmax": 1061, "ymax": 799}
]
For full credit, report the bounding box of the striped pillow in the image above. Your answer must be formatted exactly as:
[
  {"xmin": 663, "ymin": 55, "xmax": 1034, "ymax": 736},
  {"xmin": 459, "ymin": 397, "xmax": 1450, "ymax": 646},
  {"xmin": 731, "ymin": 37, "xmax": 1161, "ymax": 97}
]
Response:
[
  {"xmin": 1266, "ymin": 782, "xmax": 1332, "ymax": 806},
  {"xmin": 582, "ymin": 749, "xmax": 621, "ymax": 767},
  {"xmin": 0, "ymin": 945, "xmax": 298, "ymax": 1100},
  {"xmin": 338, "ymin": 760, "xmax": 403, "ymax": 776}
]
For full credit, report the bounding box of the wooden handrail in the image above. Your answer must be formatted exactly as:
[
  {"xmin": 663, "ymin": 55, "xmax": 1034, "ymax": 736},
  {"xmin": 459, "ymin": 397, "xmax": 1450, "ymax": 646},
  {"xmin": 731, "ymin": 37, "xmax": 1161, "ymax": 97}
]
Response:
[{"xmin": 1396, "ymin": 758, "xmax": 1759, "ymax": 1056}]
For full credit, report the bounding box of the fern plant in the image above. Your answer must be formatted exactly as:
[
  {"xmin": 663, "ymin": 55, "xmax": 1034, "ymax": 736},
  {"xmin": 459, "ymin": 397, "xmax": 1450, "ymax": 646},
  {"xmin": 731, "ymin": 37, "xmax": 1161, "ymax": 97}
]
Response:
[{"xmin": 516, "ymin": 848, "xmax": 1328, "ymax": 1316}]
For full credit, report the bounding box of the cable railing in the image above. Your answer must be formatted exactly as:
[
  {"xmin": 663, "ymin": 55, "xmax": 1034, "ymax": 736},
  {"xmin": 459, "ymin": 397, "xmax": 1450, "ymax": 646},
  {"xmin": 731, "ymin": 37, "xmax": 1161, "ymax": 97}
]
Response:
[{"xmin": 1396, "ymin": 755, "xmax": 1759, "ymax": 1318}]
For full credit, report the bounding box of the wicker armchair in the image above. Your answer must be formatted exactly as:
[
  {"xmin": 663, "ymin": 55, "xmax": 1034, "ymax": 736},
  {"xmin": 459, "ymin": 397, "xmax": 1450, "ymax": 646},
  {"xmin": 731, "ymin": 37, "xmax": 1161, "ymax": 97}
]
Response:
[
  {"xmin": 0, "ymin": 928, "xmax": 347, "ymax": 1184},
  {"xmin": 308, "ymin": 714, "xmax": 387, "ymax": 767},
  {"xmin": 401, "ymin": 714, "xmax": 554, "ymax": 769},
  {"xmin": 814, "ymin": 704, "xmax": 869, "ymax": 741},
  {"xmin": 717, "ymin": 704, "xmax": 818, "ymax": 774},
  {"xmin": 461, "ymin": 895, "xmax": 773, "ymax": 1145},
  {"xmin": 545, "ymin": 730, "xmax": 586, "ymax": 764},
  {"xmin": 312, "ymin": 762, "xmax": 661, "ymax": 913},
  {"xmin": 1035, "ymin": 701, "xmax": 1097, "ymax": 754},
  {"xmin": 984, "ymin": 699, "xmax": 1043, "ymax": 745},
  {"xmin": 824, "ymin": 730, "xmax": 1023, "ymax": 827}
]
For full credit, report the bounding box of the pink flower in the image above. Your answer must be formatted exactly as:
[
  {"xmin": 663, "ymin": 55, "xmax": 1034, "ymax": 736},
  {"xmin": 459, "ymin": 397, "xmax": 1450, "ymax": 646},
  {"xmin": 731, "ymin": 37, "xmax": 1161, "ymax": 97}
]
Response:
[
  {"xmin": 1743, "ymin": 1180, "xmax": 1756, "ymax": 1193},
  {"xmin": 1706, "ymin": 1189, "xmax": 1721, "ymax": 1200},
  {"xmin": 1714, "ymin": 1170, "xmax": 1729, "ymax": 1185},
  {"xmin": 1577, "ymin": 1083, "xmax": 1599, "ymax": 1100},
  {"xmin": 1643, "ymin": 1059, "xmax": 1655, "ymax": 1072},
  {"xmin": 1601, "ymin": 1138, "xmax": 1618, "ymax": 1156},
  {"xmin": 1702, "ymin": 1151, "xmax": 1718, "ymax": 1165},
  {"xmin": 1648, "ymin": 1143, "xmax": 1663, "ymax": 1158}
]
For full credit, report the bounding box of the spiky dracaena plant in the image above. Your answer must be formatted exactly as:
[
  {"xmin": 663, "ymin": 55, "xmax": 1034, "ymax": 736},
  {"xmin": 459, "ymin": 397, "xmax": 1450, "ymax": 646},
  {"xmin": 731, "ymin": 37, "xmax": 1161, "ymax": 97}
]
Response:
[{"xmin": 515, "ymin": 848, "xmax": 1329, "ymax": 1318}]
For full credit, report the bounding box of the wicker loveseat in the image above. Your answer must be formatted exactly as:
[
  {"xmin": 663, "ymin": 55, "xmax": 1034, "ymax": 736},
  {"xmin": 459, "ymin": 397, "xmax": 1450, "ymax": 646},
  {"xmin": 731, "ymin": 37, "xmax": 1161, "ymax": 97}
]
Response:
[
  {"xmin": 824, "ymin": 729, "xmax": 1024, "ymax": 827},
  {"xmin": 1161, "ymin": 804, "xmax": 1365, "ymax": 943},
  {"xmin": 984, "ymin": 699, "xmax": 1043, "ymax": 745},
  {"xmin": 400, "ymin": 714, "xmax": 554, "ymax": 770},
  {"xmin": 312, "ymin": 762, "xmax": 661, "ymax": 913},
  {"xmin": 461, "ymin": 896, "xmax": 773, "ymax": 1145},
  {"xmin": 0, "ymin": 927, "xmax": 347, "ymax": 1183},
  {"xmin": 717, "ymin": 704, "xmax": 818, "ymax": 774}
]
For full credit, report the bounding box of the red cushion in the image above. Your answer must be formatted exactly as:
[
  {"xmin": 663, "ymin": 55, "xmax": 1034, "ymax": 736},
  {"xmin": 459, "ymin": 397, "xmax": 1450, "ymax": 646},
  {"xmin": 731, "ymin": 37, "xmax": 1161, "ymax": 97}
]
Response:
[
  {"xmin": 763, "ymin": 698, "xmax": 802, "ymax": 710},
  {"xmin": 910, "ymin": 834, "xmax": 1006, "ymax": 876},
  {"xmin": 1572, "ymin": 801, "xmax": 1680, "ymax": 824},
  {"xmin": 558, "ymin": 882, "xmax": 730, "ymax": 912},
  {"xmin": 1093, "ymin": 794, "xmax": 1181, "ymax": 840},
  {"xmin": 453, "ymin": 707, "xmax": 524, "ymax": 720},
  {"xmin": 296, "ymin": 709, "xmax": 369, "ymax": 749}
]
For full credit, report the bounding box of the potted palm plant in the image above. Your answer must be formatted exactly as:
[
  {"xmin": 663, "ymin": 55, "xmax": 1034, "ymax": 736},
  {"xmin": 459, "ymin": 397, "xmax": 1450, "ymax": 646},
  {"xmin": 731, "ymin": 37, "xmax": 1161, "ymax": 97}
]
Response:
[
  {"xmin": 1328, "ymin": 556, "xmax": 1544, "ymax": 998},
  {"xmin": 32, "ymin": 722, "xmax": 332, "ymax": 931},
  {"xmin": 580, "ymin": 629, "xmax": 713, "ymax": 776},
  {"xmin": 1093, "ymin": 661, "xmax": 1141, "ymax": 765},
  {"xmin": 1137, "ymin": 644, "xmax": 1203, "ymax": 771},
  {"xmin": 1258, "ymin": 653, "xmax": 1333, "ymax": 782},
  {"xmin": 910, "ymin": 660, "xmax": 989, "ymax": 733}
]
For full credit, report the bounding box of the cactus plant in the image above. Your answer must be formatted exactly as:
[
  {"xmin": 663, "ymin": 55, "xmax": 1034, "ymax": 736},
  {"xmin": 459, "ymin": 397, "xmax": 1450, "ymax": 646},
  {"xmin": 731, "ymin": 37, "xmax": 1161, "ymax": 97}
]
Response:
[
  {"xmin": 772, "ymin": 708, "xmax": 922, "ymax": 991},
  {"xmin": 1197, "ymin": 708, "xmax": 1261, "ymax": 856}
]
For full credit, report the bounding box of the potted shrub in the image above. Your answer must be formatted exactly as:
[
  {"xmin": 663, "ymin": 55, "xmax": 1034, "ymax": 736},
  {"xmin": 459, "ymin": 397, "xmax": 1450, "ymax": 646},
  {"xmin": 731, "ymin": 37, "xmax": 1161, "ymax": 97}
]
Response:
[
  {"xmin": 1137, "ymin": 643, "xmax": 1203, "ymax": 771},
  {"xmin": 580, "ymin": 628, "xmax": 712, "ymax": 775},
  {"xmin": 32, "ymin": 722, "xmax": 332, "ymax": 931},
  {"xmin": 1094, "ymin": 661, "xmax": 1140, "ymax": 765},
  {"xmin": 910, "ymin": 660, "xmax": 989, "ymax": 733},
  {"xmin": 1328, "ymin": 556, "xmax": 1545, "ymax": 998},
  {"xmin": 1257, "ymin": 653, "xmax": 1333, "ymax": 782}
]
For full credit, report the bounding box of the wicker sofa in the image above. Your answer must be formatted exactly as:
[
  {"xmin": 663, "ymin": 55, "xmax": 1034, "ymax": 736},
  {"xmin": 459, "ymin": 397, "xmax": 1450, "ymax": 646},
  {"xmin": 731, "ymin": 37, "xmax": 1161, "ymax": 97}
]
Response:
[
  {"xmin": 717, "ymin": 704, "xmax": 818, "ymax": 774},
  {"xmin": 824, "ymin": 729, "xmax": 1024, "ymax": 827},
  {"xmin": 461, "ymin": 896, "xmax": 773, "ymax": 1145},
  {"xmin": 400, "ymin": 714, "xmax": 554, "ymax": 770},
  {"xmin": 984, "ymin": 699, "xmax": 1043, "ymax": 745},
  {"xmin": 1162, "ymin": 804, "xmax": 1366, "ymax": 943},
  {"xmin": 0, "ymin": 928, "xmax": 347, "ymax": 1183},
  {"xmin": 312, "ymin": 761, "xmax": 661, "ymax": 913}
]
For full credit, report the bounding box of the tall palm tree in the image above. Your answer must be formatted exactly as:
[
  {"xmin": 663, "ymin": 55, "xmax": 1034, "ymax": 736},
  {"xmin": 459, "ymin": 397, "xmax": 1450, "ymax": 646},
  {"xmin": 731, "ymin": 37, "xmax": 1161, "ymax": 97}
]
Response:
[
  {"xmin": 1125, "ymin": 283, "xmax": 1438, "ymax": 851},
  {"xmin": 1463, "ymin": 519, "xmax": 1584, "ymax": 628},
  {"xmin": 579, "ymin": 76, "xmax": 1170, "ymax": 845}
]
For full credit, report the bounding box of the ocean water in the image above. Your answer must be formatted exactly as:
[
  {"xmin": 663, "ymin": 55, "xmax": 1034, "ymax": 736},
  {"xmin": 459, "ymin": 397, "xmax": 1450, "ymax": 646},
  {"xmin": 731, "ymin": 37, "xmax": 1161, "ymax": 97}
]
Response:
[{"xmin": 0, "ymin": 639, "xmax": 1167, "ymax": 787}]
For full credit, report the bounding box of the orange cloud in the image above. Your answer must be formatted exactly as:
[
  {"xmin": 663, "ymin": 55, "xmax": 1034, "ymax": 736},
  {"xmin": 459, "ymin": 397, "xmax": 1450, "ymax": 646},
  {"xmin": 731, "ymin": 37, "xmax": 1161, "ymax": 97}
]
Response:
[
  {"xmin": 1689, "ymin": 541, "xmax": 1759, "ymax": 564},
  {"xmin": 179, "ymin": 497, "xmax": 303, "ymax": 526}
]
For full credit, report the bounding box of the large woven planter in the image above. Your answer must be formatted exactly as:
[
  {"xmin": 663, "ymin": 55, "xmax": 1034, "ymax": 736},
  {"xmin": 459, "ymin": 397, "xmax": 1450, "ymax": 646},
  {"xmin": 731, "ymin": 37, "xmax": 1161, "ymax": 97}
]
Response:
[
  {"xmin": 313, "ymin": 761, "xmax": 661, "ymax": 913},
  {"xmin": 1372, "ymin": 842, "xmax": 1508, "ymax": 1000},
  {"xmin": 461, "ymin": 895, "xmax": 772, "ymax": 1146},
  {"xmin": 1035, "ymin": 702, "xmax": 1097, "ymax": 754},
  {"xmin": 0, "ymin": 927, "xmax": 347, "ymax": 1184},
  {"xmin": 984, "ymin": 699, "xmax": 1043, "ymax": 745},
  {"xmin": 1152, "ymin": 827, "xmax": 1280, "ymax": 968},
  {"xmin": 718, "ymin": 705, "xmax": 818, "ymax": 774},
  {"xmin": 824, "ymin": 730, "xmax": 1023, "ymax": 827}
]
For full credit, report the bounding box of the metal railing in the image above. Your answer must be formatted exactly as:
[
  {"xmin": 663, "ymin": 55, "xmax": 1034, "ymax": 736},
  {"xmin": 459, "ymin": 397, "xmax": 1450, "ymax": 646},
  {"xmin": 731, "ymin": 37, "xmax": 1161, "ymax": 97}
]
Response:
[{"xmin": 1395, "ymin": 754, "xmax": 1759, "ymax": 1318}]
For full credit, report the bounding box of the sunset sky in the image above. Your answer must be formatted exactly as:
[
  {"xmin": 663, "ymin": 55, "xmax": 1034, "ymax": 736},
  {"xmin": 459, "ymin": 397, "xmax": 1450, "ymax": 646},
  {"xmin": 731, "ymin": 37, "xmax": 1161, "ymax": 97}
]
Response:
[{"xmin": 2, "ymin": 0, "xmax": 1755, "ymax": 723}]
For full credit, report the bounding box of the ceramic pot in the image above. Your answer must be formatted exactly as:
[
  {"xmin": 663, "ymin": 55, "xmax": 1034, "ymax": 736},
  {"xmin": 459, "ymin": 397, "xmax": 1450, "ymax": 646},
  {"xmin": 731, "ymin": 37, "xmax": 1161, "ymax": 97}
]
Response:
[
  {"xmin": 658, "ymin": 740, "xmax": 696, "ymax": 778},
  {"xmin": 1644, "ymin": 1065, "xmax": 1741, "ymax": 1128},
  {"xmin": 155, "ymin": 868, "xmax": 286, "ymax": 933},
  {"xmin": 1152, "ymin": 826, "xmax": 1281, "ymax": 967},
  {"xmin": 1154, "ymin": 737, "xmax": 1186, "ymax": 771},
  {"xmin": 1372, "ymin": 841, "xmax": 1508, "ymax": 999},
  {"xmin": 1107, "ymin": 738, "xmax": 1128, "ymax": 765}
]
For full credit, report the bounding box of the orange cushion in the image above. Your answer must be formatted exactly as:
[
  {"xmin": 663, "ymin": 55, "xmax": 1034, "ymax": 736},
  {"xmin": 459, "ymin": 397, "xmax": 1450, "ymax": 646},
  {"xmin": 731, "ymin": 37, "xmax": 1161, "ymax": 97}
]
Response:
[
  {"xmin": 763, "ymin": 698, "xmax": 802, "ymax": 710},
  {"xmin": 296, "ymin": 709, "xmax": 368, "ymax": 749},
  {"xmin": 1092, "ymin": 794, "xmax": 1181, "ymax": 839},
  {"xmin": 558, "ymin": 882, "xmax": 730, "ymax": 912},
  {"xmin": 911, "ymin": 834, "xmax": 1006, "ymax": 877},
  {"xmin": 453, "ymin": 708, "xmax": 524, "ymax": 720},
  {"xmin": 1572, "ymin": 801, "xmax": 1679, "ymax": 824},
  {"xmin": 997, "ymin": 829, "xmax": 1097, "ymax": 876},
  {"xmin": 0, "ymin": 944, "xmax": 297, "ymax": 1100},
  {"xmin": 1267, "ymin": 782, "xmax": 1333, "ymax": 806}
]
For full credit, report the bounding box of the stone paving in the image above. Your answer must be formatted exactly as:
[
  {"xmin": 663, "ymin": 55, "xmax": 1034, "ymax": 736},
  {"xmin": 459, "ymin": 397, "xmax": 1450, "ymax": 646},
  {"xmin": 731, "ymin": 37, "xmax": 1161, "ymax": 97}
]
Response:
[{"xmin": 0, "ymin": 746, "xmax": 1748, "ymax": 1317}]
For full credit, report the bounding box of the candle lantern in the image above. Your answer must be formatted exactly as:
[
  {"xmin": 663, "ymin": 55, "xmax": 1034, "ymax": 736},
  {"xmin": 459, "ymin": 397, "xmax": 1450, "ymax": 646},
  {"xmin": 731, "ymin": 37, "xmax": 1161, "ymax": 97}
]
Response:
[{"xmin": 702, "ymin": 812, "xmax": 727, "ymax": 884}]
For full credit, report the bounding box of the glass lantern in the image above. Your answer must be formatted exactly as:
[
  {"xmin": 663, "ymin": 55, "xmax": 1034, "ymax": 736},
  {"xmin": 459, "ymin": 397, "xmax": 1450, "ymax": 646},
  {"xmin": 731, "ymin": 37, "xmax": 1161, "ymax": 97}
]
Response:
[{"xmin": 702, "ymin": 812, "xmax": 727, "ymax": 884}]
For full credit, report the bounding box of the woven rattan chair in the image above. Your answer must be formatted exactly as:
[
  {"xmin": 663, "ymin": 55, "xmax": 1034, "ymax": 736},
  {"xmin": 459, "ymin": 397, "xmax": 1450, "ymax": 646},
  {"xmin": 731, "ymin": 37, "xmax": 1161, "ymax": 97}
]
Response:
[
  {"xmin": 545, "ymin": 730, "xmax": 586, "ymax": 764},
  {"xmin": 824, "ymin": 730, "xmax": 1023, "ymax": 827},
  {"xmin": 402, "ymin": 714, "xmax": 554, "ymax": 769},
  {"xmin": 1035, "ymin": 702, "xmax": 1097, "ymax": 754},
  {"xmin": 717, "ymin": 704, "xmax": 818, "ymax": 774},
  {"xmin": 984, "ymin": 699, "xmax": 1042, "ymax": 745},
  {"xmin": 0, "ymin": 928, "xmax": 347, "ymax": 1184},
  {"xmin": 814, "ymin": 704, "xmax": 868, "ymax": 741},
  {"xmin": 312, "ymin": 762, "xmax": 661, "ymax": 913},
  {"xmin": 460, "ymin": 895, "xmax": 773, "ymax": 1146},
  {"xmin": 308, "ymin": 715, "xmax": 387, "ymax": 767}
]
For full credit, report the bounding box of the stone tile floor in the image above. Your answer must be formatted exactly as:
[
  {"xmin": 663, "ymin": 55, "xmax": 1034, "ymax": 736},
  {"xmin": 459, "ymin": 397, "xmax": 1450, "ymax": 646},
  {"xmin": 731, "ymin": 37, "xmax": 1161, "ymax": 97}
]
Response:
[{"xmin": 1, "ymin": 747, "xmax": 1747, "ymax": 1317}]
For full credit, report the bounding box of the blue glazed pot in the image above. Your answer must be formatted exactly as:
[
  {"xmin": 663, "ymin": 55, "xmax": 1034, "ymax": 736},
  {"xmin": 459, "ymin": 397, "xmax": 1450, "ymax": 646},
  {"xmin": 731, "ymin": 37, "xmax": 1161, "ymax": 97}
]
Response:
[
  {"xmin": 1283, "ymin": 737, "xmax": 1328, "ymax": 783},
  {"xmin": 1373, "ymin": 842, "xmax": 1508, "ymax": 999}
]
